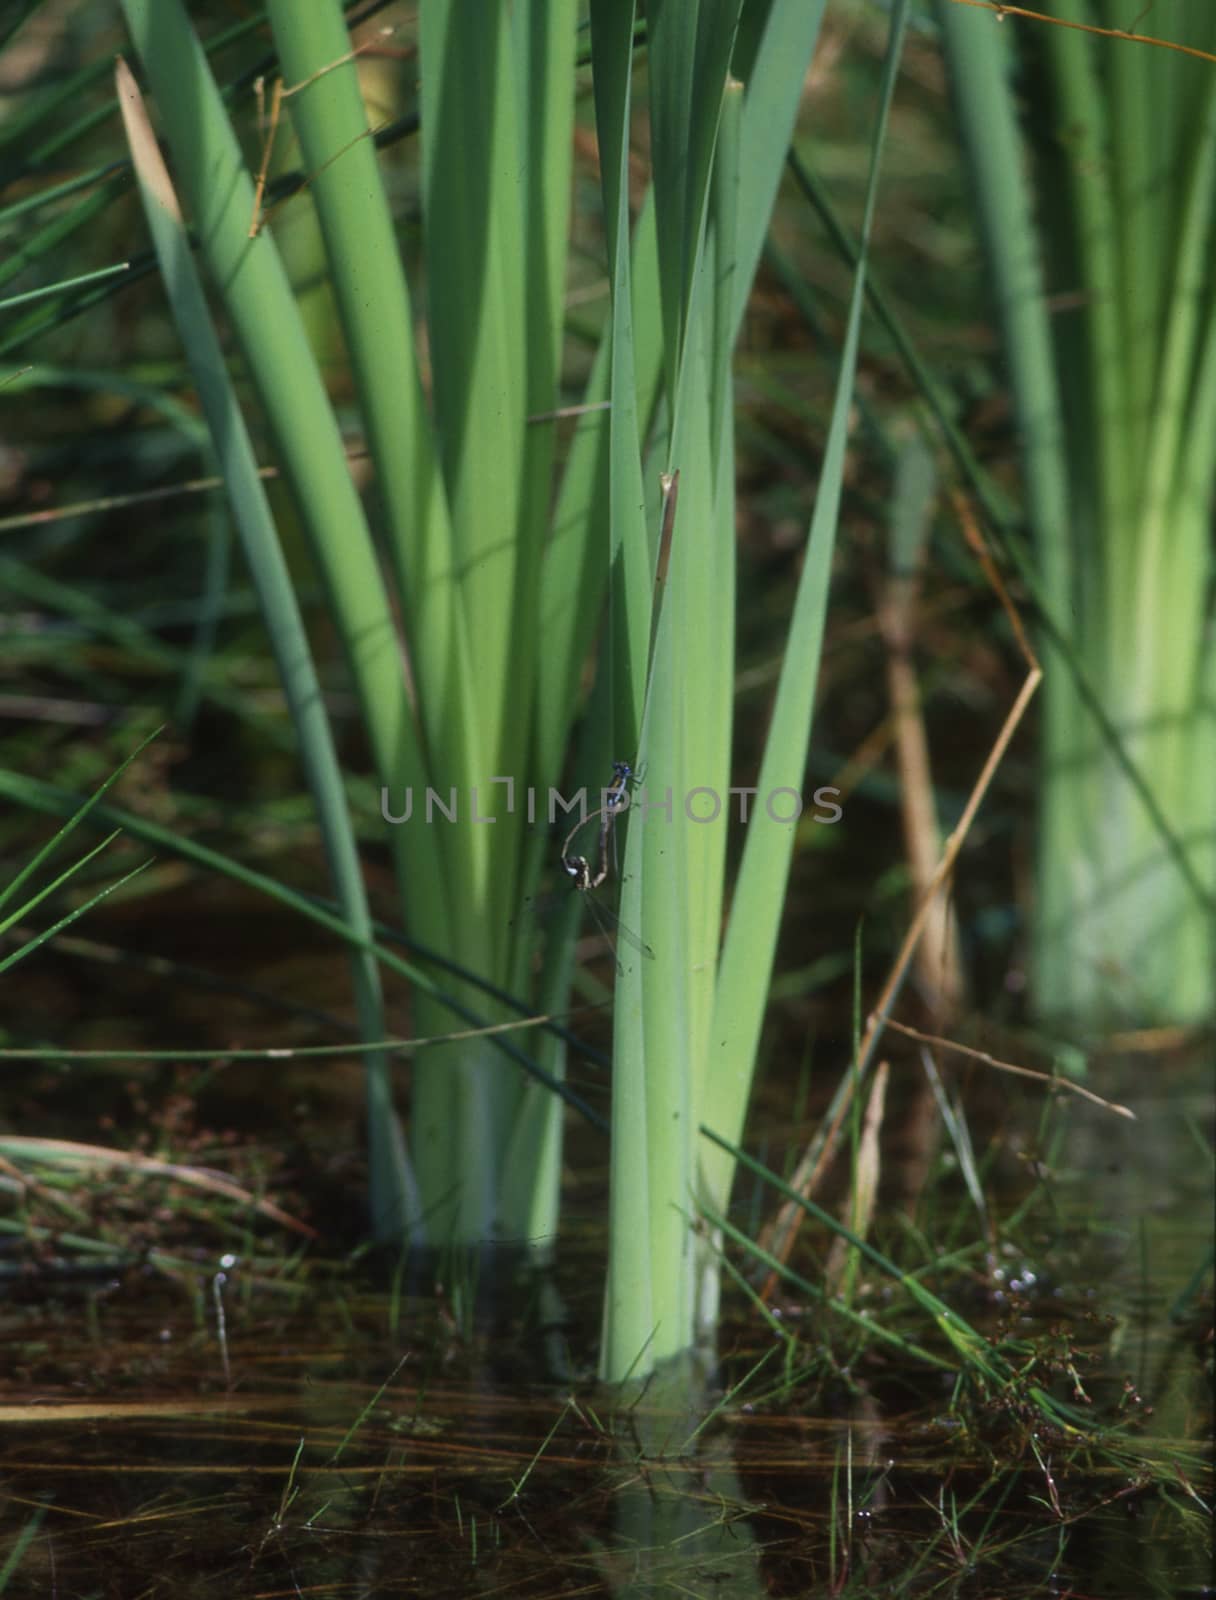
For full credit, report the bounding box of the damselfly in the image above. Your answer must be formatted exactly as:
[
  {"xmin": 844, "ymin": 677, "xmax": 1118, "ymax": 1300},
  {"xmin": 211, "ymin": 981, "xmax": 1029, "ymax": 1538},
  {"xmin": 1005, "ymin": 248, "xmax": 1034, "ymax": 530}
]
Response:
[
  {"xmin": 561, "ymin": 759, "xmax": 639, "ymax": 888},
  {"xmin": 560, "ymin": 791, "xmax": 654, "ymax": 965},
  {"xmin": 566, "ymin": 752, "xmax": 646, "ymax": 883}
]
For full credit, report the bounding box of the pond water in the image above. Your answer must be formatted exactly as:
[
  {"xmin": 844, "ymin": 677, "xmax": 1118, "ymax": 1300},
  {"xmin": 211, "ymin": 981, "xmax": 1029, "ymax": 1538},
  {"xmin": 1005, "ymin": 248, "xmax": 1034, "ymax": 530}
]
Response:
[{"xmin": 1, "ymin": 1042, "xmax": 1210, "ymax": 1598}]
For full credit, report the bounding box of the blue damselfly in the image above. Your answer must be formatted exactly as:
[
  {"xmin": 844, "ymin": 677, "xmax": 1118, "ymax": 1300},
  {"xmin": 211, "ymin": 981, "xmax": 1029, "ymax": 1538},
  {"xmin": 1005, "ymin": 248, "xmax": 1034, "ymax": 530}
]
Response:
[{"xmin": 559, "ymin": 765, "xmax": 653, "ymax": 965}]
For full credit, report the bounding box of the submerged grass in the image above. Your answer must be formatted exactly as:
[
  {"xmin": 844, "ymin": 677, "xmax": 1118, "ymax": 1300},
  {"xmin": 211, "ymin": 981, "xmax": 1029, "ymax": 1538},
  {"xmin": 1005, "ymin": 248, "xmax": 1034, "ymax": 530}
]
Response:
[{"xmin": 0, "ymin": 1109, "xmax": 1208, "ymax": 1598}]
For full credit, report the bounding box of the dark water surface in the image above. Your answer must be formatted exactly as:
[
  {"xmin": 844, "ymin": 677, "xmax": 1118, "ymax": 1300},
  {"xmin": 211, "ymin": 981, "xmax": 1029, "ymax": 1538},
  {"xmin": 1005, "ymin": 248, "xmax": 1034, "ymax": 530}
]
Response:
[{"xmin": 1, "ymin": 1040, "xmax": 1211, "ymax": 1597}]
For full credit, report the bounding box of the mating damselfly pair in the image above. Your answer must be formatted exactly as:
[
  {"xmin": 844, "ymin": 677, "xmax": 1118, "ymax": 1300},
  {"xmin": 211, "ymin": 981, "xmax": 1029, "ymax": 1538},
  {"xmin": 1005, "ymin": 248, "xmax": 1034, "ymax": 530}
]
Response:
[{"xmin": 559, "ymin": 761, "xmax": 654, "ymax": 965}]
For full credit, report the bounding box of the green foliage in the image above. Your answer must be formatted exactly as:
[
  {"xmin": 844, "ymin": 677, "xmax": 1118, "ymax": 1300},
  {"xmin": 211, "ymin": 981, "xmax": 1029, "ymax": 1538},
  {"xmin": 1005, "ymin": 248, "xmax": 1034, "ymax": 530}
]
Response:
[
  {"xmin": 97, "ymin": 0, "xmax": 868, "ymax": 1375},
  {"xmin": 937, "ymin": 0, "xmax": 1216, "ymax": 1026}
]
